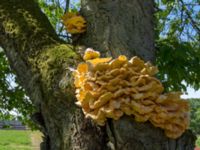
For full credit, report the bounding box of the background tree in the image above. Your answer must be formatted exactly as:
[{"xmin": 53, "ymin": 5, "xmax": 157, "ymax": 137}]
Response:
[
  {"xmin": 0, "ymin": 0, "xmax": 199, "ymax": 149},
  {"xmin": 189, "ymin": 98, "xmax": 200, "ymax": 135}
]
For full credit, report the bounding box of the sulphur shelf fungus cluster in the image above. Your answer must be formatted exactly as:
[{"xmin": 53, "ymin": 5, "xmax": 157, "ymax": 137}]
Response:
[
  {"xmin": 61, "ymin": 12, "xmax": 86, "ymax": 34},
  {"xmin": 73, "ymin": 48, "xmax": 190, "ymax": 139}
]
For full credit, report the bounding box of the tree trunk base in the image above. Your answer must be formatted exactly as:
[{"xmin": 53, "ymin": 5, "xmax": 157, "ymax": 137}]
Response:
[{"xmin": 107, "ymin": 116, "xmax": 196, "ymax": 150}]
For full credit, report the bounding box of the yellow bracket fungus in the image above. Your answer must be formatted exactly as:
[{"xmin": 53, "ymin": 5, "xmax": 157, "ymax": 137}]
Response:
[
  {"xmin": 61, "ymin": 12, "xmax": 86, "ymax": 34},
  {"xmin": 73, "ymin": 48, "xmax": 190, "ymax": 139}
]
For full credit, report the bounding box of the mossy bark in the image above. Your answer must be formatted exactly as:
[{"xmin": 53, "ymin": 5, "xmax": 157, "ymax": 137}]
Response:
[
  {"xmin": 0, "ymin": 0, "xmax": 106, "ymax": 149},
  {"xmin": 0, "ymin": 0, "xmax": 196, "ymax": 150}
]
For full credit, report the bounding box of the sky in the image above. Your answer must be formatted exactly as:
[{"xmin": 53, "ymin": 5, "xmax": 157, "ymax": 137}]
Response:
[{"xmin": 181, "ymin": 87, "xmax": 200, "ymax": 99}]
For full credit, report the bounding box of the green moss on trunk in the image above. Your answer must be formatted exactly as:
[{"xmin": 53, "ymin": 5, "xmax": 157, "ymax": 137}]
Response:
[{"xmin": 29, "ymin": 44, "xmax": 80, "ymax": 94}]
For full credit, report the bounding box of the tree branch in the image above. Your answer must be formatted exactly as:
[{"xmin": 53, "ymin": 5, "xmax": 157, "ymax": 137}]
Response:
[
  {"xmin": 0, "ymin": 1, "xmax": 106, "ymax": 149},
  {"xmin": 0, "ymin": 0, "xmax": 78, "ymax": 104},
  {"xmin": 179, "ymin": 0, "xmax": 200, "ymax": 36}
]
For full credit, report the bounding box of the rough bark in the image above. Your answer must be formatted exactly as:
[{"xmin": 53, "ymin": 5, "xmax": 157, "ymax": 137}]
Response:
[
  {"xmin": 0, "ymin": 0, "xmax": 196, "ymax": 150},
  {"xmin": 80, "ymin": 0, "xmax": 155, "ymax": 62},
  {"xmin": 80, "ymin": 0, "xmax": 196, "ymax": 149},
  {"xmin": 107, "ymin": 116, "xmax": 196, "ymax": 150}
]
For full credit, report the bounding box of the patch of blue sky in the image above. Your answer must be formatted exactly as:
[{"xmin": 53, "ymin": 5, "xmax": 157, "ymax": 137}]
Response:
[
  {"xmin": 157, "ymin": 0, "xmax": 199, "ymax": 42},
  {"xmin": 181, "ymin": 86, "xmax": 200, "ymax": 99}
]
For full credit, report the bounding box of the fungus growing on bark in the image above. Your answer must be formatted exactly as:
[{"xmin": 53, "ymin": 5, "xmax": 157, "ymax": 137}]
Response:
[
  {"xmin": 73, "ymin": 49, "xmax": 190, "ymax": 139},
  {"xmin": 62, "ymin": 12, "xmax": 86, "ymax": 34}
]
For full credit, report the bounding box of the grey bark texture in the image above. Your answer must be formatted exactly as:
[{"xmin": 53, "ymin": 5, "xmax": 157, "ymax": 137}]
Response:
[
  {"xmin": 0, "ymin": 0, "xmax": 196, "ymax": 150},
  {"xmin": 80, "ymin": 0, "xmax": 155, "ymax": 62}
]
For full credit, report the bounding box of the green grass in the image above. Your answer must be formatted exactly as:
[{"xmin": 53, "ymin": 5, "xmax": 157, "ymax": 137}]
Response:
[
  {"xmin": 196, "ymin": 136, "xmax": 200, "ymax": 147},
  {"xmin": 0, "ymin": 130, "xmax": 32, "ymax": 150},
  {"xmin": 0, "ymin": 130, "xmax": 199, "ymax": 149}
]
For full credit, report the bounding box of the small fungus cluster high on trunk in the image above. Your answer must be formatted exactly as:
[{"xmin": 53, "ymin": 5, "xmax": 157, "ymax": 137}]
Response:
[{"xmin": 61, "ymin": 12, "xmax": 86, "ymax": 34}]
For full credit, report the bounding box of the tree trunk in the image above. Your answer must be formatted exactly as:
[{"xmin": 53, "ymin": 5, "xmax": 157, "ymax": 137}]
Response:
[
  {"xmin": 79, "ymin": 0, "xmax": 196, "ymax": 149},
  {"xmin": 0, "ymin": 0, "xmax": 196, "ymax": 150},
  {"xmin": 80, "ymin": 0, "xmax": 155, "ymax": 62}
]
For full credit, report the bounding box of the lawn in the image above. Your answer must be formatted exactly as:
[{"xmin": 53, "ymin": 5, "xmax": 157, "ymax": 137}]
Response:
[
  {"xmin": 0, "ymin": 130, "xmax": 41, "ymax": 150},
  {"xmin": 0, "ymin": 130, "xmax": 199, "ymax": 149},
  {"xmin": 197, "ymin": 136, "xmax": 200, "ymax": 147}
]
